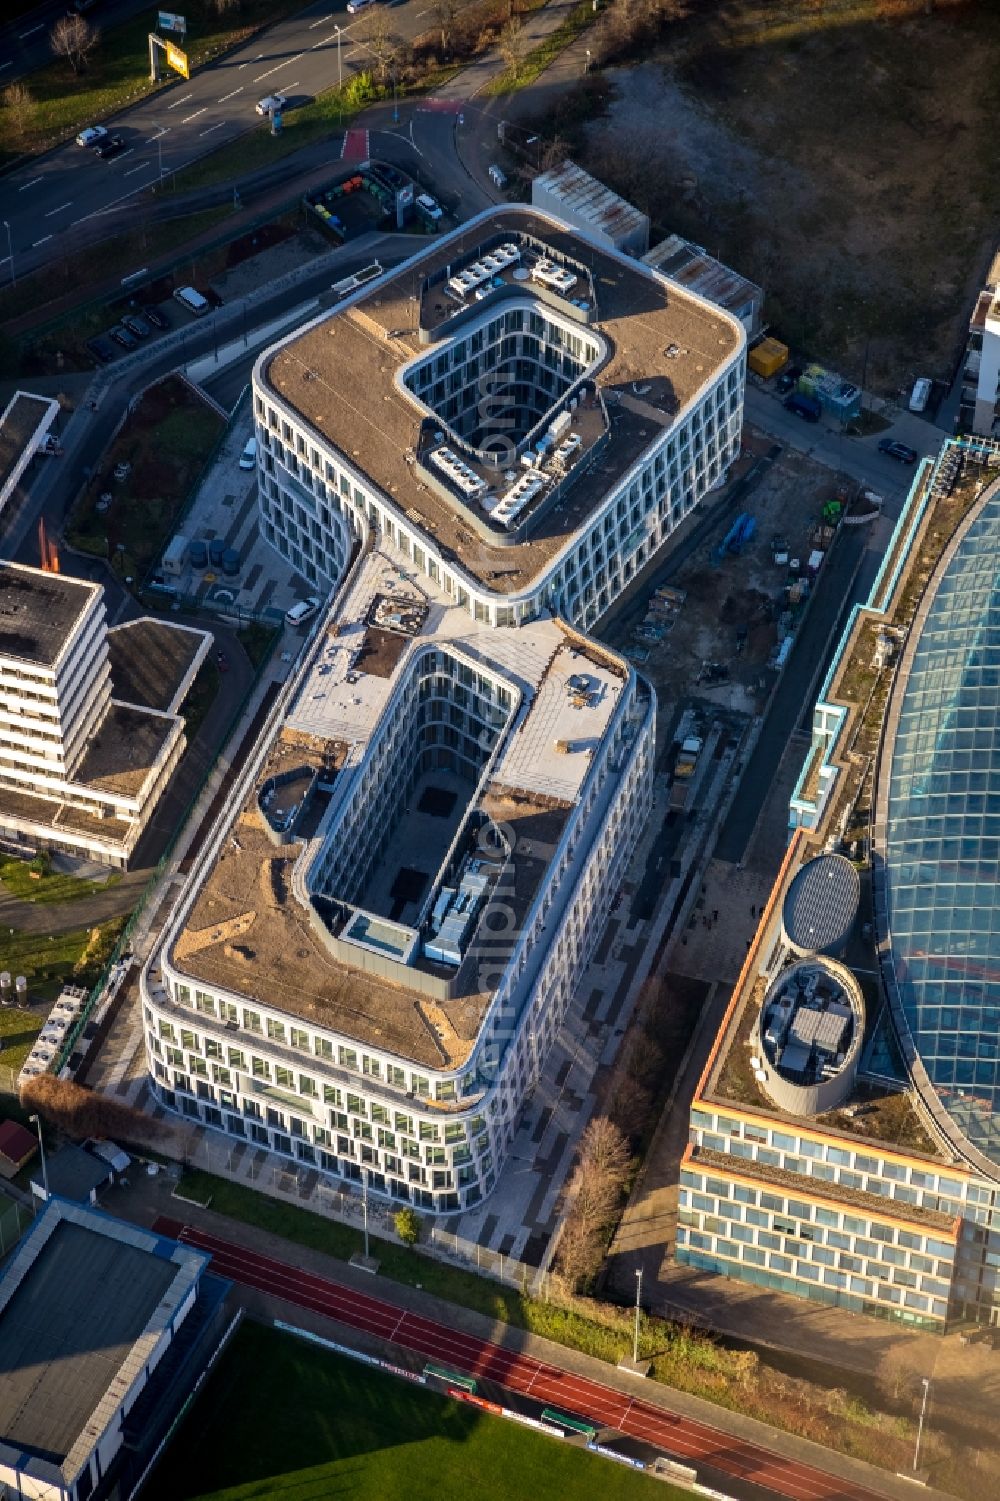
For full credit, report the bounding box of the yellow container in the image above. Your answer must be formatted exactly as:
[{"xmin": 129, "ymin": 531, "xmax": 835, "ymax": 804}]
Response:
[{"xmin": 748, "ymin": 337, "xmax": 789, "ymax": 380}]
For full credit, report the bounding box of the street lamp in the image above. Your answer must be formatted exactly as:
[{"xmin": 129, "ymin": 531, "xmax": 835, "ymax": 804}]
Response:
[
  {"xmin": 912, "ymin": 1377, "xmax": 931, "ymax": 1472},
  {"xmin": 362, "ymin": 1165, "xmax": 370, "ymax": 1261},
  {"xmin": 584, "ymin": 48, "xmax": 591, "ymax": 74},
  {"xmin": 29, "ymin": 1114, "xmax": 48, "ymax": 1198},
  {"xmin": 335, "ymin": 24, "xmax": 343, "ymax": 92},
  {"xmin": 632, "ymin": 1266, "xmax": 643, "ymax": 1364},
  {"xmin": 2, "ymin": 219, "xmax": 13, "ymax": 287}
]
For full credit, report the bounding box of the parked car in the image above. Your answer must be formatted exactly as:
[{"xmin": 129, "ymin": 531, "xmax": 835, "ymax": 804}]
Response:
[
  {"xmin": 346, "ymin": 0, "xmax": 374, "ymax": 12},
  {"xmin": 86, "ymin": 336, "xmax": 116, "ymax": 364},
  {"xmin": 239, "ymin": 437, "xmax": 257, "ymax": 470},
  {"xmin": 96, "ymin": 134, "xmax": 127, "ymax": 161},
  {"xmin": 205, "ymin": 287, "xmax": 224, "ymax": 309},
  {"xmin": 76, "ymin": 125, "xmax": 108, "ymax": 149},
  {"xmin": 878, "ymin": 438, "xmax": 919, "ymax": 464},
  {"xmin": 208, "ymin": 538, "xmax": 226, "ymax": 568},
  {"xmin": 114, "ymin": 461, "xmax": 132, "ymax": 483},
  {"xmin": 256, "ymin": 94, "xmax": 287, "ymax": 116},
  {"xmin": 776, "ymin": 364, "xmax": 802, "ymax": 395},
  {"xmin": 783, "ymin": 392, "xmax": 821, "ymax": 423},
  {"xmin": 216, "ymin": 651, "xmax": 229, "ymax": 672},
  {"xmin": 142, "ymin": 305, "xmax": 169, "ymax": 330},
  {"xmin": 122, "ymin": 314, "xmax": 151, "ymax": 339},
  {"xmin": 109, "ymin": 325, "xmax": 138, "ymax": 350},
  {"xmin": 488, "ymin": 164, "xmax": 507, "ymax": 189},
  {"xmin": 416, "ymin": 192, "xmax": 442, "ymax": 223}
]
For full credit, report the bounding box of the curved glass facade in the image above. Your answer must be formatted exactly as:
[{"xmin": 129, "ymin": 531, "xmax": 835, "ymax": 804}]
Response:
[{"xmin": 883, "ymin": 486, "xmax": 1000, "ymax": 1165}]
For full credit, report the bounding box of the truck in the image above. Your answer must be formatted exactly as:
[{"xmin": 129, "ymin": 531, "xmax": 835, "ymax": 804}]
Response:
[
  {"xmin": 673, "ymin": 736, "xmax": 703, "ymax": 778},
  {"xmin": 161, "ymin": 534, "xmax": 189, "ymax": 577}
]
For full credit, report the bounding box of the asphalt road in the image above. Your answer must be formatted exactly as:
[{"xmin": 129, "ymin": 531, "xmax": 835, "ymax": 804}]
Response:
[
  {"xmin": 0, "ymin": 0, "xmax": 150, "ymax": 85},
  {"xmin": 1, "ymin": 0, "xmax": 444, "ymax": 282}
]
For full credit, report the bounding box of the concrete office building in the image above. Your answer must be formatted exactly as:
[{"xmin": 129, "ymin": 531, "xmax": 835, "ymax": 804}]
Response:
[
  {"xmin": 0, "ymin": 1197, "xmax": 228, "ymax": 1501},
  {"xmin": 680, "ymin": 438, "xmax": 1000, "ymax": 1329},
  {"xmin": 141, "ymin": 205, "xmax": 744, "ymax": 1212},
  {"xmin": 959, "ymin": 248, "xmax": 1000, "ymax": 437},
  {"xmin": 0, "ymin": 565, "xmax": 210, "ymax": 867}
]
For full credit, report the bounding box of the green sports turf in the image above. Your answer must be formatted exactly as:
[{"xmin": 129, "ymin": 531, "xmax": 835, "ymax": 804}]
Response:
[{"xmin": 145, "ymin": 1321, "xmax": 681, "ymax": 1501}]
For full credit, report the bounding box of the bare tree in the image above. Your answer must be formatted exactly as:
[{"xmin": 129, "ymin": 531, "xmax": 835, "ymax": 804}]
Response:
[
  {"xmin": 213, "ymin": 0, "xmax": 243, "ymax": 13},
  {"xmin": 358, "ymin": 5, "xmax": 399, "ymax": 85},
  {"xmin": 433, "ymin": 0, "xmax": 459, "ymax": 55},
  {"xmin": 555, "ymin": 1219, "xmax": 603, "ymax": 1289},
  {"xmin": 498, "ymin": 17, "xmax": 527, "ymax": 79},
  {"xmin": 50, "ymin": 14, "xmax": 99, "ymax": 74},
  {"xmin": 2, "ymin": 81, "xmax": 34, "ymax": 141},
  {"xmin": 580, "ymin": 1114, "xmax": 631, "ymax": 1182}
]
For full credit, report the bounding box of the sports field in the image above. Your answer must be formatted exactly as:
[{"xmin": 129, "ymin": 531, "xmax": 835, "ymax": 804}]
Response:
[{"xmin": 146, "ymin": 1322, "xmax": 679, "ymax": 1501}]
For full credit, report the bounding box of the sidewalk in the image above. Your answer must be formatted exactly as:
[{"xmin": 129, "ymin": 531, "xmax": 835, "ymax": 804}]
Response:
[{"xmin": 101, "ymin": 1169, "xmax": 957, "ymax": 1501}]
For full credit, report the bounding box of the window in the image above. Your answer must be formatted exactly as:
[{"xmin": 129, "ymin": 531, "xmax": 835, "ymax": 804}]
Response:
[{"xmin": 267, "ymin": 1018, "xmax": 287, "ymax": 1044}]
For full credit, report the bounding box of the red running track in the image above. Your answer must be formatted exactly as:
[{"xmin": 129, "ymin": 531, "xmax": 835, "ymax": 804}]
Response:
[{"xmin": 155, "ymin": 1217, "xmax": 889, "ymax": 1501}]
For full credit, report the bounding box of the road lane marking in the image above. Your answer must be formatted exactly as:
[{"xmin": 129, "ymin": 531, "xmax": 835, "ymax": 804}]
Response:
[
  {"xmin": 199, "ymin": 122, "xmax": 224, "ymax": 135},
  {"xmin": 146, "ymin": 127, "xmax": 169, "ymax": 142},
  {"xmin": 114, "ymin": 148, "xmax": 134, "ymax": 160},
  {"xmin": 219, "ymin": 86, "xmax": 243, "ymax": 101},
  {"xmin": 0, "ymin": 62, "xmax": 12, "ymax": 72},
  {"xmin": 32, "ymin": 234, "xmax": 52, "ymax": 246},
  {"xmin": 124, "ymin": 162, "xmax": 152, "ymax": 176},
  {"xmin": 19, "ymin": 23, "xmax": 43, "ymax": 39},
  {"xmin": 0, "ymin": 255, "xmax": 10, "ymax": 266},
  {"xmin": 286, "ymin": 52, "xmax": 303, "ymax": 64},
  {"xmin": 44, "ymin": 201, "xmax": 72, "ymax": 216},
  {"xmin": 167, "ymin": 92, "xmax": 193, "ymax": 109},
  {"xmin": 309, "ymin": 13, "xmax": 333, "ymax": 26},
  {"xmin": 181, "ymin": 108, "xmax": 206, "ymax": 123},
  {"xmin": 18, "ymin": 176, "xmax": 42, "ymax": 191}
]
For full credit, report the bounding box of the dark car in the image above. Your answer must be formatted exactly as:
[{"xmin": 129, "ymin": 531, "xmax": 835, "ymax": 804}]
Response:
[
  {"xmin": 784, "ymin": 392, "xmax": 821, "ymax": 423},
  {"xmin": 143, "ymin": 305, "xmax": 169, "ymax": 330},
  {"xmin": 776, "ymin": 364, "xmax": 802, "ymax": 395},
  {"xmin": 86, "ymin": 336, "xmax": 116, "ymax": 364},
  {"xmin": 204, "ymin": 287, "xmax": 224, "ymax": 309},
  {"xmin": 96, "ymin": 134, "xmax": 127, "ymax": 161},
  {"xmin": 122, "ymin": 313, "xmax": 151, "ymax": 339},
  {"xmin": 878, "ymin": 438, "xmax": 918, "ymax": 464},
  {"xmin": 109, "ymin": 325, "xmax": 137, "ymax": 350}
]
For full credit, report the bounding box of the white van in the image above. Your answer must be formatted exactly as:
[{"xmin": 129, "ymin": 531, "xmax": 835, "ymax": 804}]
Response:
[
  {"xmin": 908, "ymin": 377, "xmax": 932, "ymax": 413},
  {"xmin": 238, "ymin": 437, "xmax": 257, "ymax": 470},
  {"xmin": 173, "ymin": 286, "xmax": 210, "ymax": 318},
  {"xmin": 285, "ymin": 596, "xmax": 321, "ymax": 627}
]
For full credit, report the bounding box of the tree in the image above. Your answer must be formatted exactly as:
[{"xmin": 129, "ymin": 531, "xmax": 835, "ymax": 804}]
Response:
[
  {"xmin": 21, "ymin": 1074, "xmax": 174, "ymax": 1145},
  {"xmin": 554, "ymin": 1220, "xmax": 602, "ymax": 1289},
  {"xmin": 433, "ymin": 0, "xmax": 458, "ymax": 55},
  {"xmin": 2, "ymin": 81, "xmax": 34, "ymax": 141},
  {"xmin": 498, "ymin": 18, "xmax": 527, "ymax": 80},
  {"xmin": 50, "ymin": 14, "xmax": 99, "ymax": 74},
  {"xmin": 358, "ymin": 5, "xmax": 398, "ymax": 85},
  {"xmin": 393, "ymin": 1206, "xmax": 421, "ymax": 1245}
]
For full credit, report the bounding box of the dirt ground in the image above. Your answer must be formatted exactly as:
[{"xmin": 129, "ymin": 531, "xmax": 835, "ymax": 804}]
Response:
[
  {"xmin": 570, "ymin": 0, "xmax": 1000, "ymax": 393},
  {"xmin": 600, "ymin": 432, "xmax": 846, "ymax": 747}
]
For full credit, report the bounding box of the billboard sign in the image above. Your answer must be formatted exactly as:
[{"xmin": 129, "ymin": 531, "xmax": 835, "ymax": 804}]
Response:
[
  {"xmin": 165, "ymin": 41, "xmax": 189, "ymax": 78},
  {"xmin": 158, "ymin": 11, "xmax": 186, "ymax": 33}
]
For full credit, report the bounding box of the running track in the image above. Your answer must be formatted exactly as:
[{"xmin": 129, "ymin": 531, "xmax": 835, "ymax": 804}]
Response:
[{"xmin": 155, "ymin": 1218, "xmax": 893, "ymax": 1501}]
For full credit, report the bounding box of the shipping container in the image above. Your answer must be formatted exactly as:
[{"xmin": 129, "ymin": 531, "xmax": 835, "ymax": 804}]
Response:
[{"xmin": 748, "ymin": 337, "xmax": 789, "ymax": 380}]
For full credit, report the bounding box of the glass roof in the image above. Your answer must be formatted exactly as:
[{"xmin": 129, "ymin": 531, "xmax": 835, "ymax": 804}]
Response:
[{"xmin": 884, "ymin": 487, "xmax": 1000, "ymax": 1165}]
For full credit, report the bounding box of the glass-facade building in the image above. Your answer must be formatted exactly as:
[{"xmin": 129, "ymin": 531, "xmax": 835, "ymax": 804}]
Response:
[{"xmin": 881, "ymin": 486, "xmax": 1000, "ymax": 1164}]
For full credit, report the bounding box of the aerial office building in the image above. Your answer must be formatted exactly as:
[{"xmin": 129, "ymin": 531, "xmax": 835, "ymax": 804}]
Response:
[
  {"xmin": 0, "ymin": 565, "xmax": 210, "ymax": 867},
  {"xmin": 142, "ymin": 205, "xmax": 745, "ymax": 1212},
  {"xmin": 681, "ymin": 439, "xmax": 1000, "ymax": 1329}
]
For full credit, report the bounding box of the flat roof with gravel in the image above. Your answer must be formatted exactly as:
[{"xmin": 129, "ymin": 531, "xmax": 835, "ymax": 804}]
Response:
[
  {"xmin": 0, "ymin": 564, "xmax": 98, "ymax": 669},
  {"xmin": 262, "ymin": 205, "xmax": 740, "ymax": 597},
  {"xmin": 106, "ymin": 618, "xmax": 210, "ymax": 713}
]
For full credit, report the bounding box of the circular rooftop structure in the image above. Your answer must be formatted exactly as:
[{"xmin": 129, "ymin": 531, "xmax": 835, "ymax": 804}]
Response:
[
  {"xmin": 782, "ymin": 852, "xmax": 860, "ymax": 957},
  {"xmin": 753, "ymin": 956, "xmax": 866, "ymax": 1117},
  {"xmin": 876, "ymin": 477, "xmax": 1000, "ymax": 1171}
]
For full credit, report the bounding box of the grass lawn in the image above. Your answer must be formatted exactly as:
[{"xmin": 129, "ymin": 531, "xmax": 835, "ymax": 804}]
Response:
[
  {"xmin": 144, "ymin": 1321, "xmax": 671, "ymax": 1501},
  {"xmin": 66, "ymin": 375, "xmax": 224, "ymax": 579},
  {"xmin": 236, "ymin": 622, "xmax": 280, "ymax": 670},
  {"xmin": 0, "ymin": 855, "xmax": 114, "ymax": 906},
  {"xmin": 181, "ymin": 659, "xmax": 222, "ymax": 741},
  {"xmin": 0, "ymin": 917, "xmax": 125, "ymax": 1009},
  {"xmin": 0, "ymin": 1, "xmax": 315, "ymax": 170},
  {"xmin": 0, "ymin": 1006, "xmax": 45, "ymax": 1082}
]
